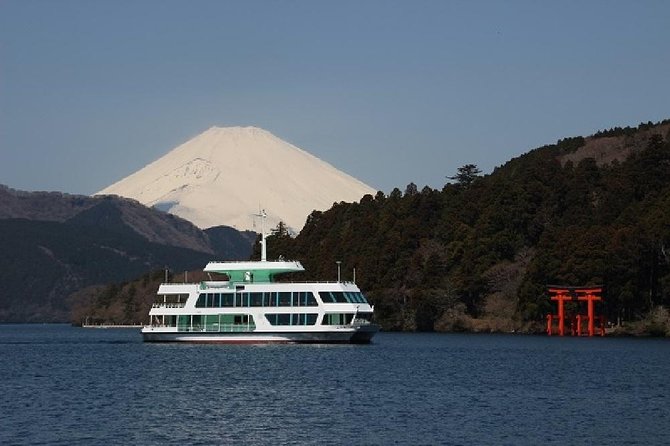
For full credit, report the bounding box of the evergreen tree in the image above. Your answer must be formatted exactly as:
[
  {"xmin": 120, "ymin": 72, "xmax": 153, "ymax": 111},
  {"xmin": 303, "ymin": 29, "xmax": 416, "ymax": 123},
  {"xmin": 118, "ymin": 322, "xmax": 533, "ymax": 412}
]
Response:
[{"xmin": 448, "ymin": 164, "xmax": 482, "ymax": 187}]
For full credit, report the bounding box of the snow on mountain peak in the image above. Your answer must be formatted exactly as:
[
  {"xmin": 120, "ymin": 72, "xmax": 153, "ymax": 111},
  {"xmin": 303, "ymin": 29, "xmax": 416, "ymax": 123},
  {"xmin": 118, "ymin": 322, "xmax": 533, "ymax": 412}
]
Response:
[{"xmin": 96, "ymin": 127, "xmax": 376, "ymax": 232}]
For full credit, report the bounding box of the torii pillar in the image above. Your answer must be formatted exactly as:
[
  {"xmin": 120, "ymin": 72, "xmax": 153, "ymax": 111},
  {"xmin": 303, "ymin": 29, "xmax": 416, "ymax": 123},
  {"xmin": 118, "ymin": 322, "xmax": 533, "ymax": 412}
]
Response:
[
  {"xmin": 576, "ymin": 288, "xmax": 603, "ymax": 337},
  {"xmin": 548, "ymin": 288, "xmax": 572, "ymax": 336}
]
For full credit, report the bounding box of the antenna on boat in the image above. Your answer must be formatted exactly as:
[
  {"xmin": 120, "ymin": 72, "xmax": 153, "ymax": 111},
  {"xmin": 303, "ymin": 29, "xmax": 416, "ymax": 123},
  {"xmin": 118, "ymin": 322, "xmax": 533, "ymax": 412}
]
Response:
[{"xmin": 253, "ymin": 209, "xmax": 268, "ymax": 262}]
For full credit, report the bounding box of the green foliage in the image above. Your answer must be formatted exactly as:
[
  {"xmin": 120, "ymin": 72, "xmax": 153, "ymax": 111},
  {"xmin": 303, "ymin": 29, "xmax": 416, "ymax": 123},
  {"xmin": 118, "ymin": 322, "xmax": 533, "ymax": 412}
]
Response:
[
  {"xmin": 556, "ymin": 136, "xmax": 586, "ymax": 154},
  {"xmin": 268, "ymin": 123, "xmax": 670, "ymax": 332},
  {"xmin": 448, "ymin": 164, "xmax": 482, "ymax": 187},
  {"xmin": 592, "ymin": 119, "xmax": 670, "ymax": 138}
]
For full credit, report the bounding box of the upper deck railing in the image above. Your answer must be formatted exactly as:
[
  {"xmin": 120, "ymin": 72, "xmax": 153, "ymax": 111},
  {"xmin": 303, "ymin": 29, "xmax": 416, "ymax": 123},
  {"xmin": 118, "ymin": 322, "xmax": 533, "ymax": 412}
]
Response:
[{"xmin": 158, "ymin": 280, "xmax": 358, "ymax": 287}]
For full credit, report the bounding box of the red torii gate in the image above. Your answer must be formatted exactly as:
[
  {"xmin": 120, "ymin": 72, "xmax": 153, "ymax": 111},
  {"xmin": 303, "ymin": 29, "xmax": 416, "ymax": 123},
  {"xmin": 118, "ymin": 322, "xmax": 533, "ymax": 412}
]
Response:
[
  {"xmin": 547, "ymin": 288, "xmax": 572, "ymax": 336},
  {"xmin": 546, "ymin": 286, "xmax": 605, "ymax": 337}
]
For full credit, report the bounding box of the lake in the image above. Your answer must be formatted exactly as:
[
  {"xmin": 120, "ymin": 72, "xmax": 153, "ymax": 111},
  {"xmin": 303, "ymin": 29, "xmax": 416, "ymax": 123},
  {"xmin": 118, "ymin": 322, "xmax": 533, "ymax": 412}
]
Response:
[{"xmin": 1, "ymin": 325, "xmax": 669, "ymax": 445}]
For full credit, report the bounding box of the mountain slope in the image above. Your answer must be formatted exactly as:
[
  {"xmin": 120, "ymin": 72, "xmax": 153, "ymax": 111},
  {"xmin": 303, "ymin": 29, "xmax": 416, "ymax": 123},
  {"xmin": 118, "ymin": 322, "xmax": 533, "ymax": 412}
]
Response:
[
  {"xmin": 96, "ymin": 126, "xmax": 376, "ymax": 231},
  {"xmin": 257, "ymin": 120, "xmax": 670, "ymax": 333},
  {"xmin": 0, "ymin": 186, "xmax": 213, "ymax": 253},
  {"xmin": 0, "ymin": 188, "xmax": 255, "ymax": 322},
  {"xmin": 0, "ymin": 218, "xmax": 215, "ymax": 322}
]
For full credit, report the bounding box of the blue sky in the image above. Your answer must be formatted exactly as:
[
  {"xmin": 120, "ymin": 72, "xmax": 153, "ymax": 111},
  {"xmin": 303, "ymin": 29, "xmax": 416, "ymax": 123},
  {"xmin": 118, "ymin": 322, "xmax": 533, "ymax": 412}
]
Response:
[{"xmin": 1, "ymin": 0, "xmax": 669, "ymax": 195}]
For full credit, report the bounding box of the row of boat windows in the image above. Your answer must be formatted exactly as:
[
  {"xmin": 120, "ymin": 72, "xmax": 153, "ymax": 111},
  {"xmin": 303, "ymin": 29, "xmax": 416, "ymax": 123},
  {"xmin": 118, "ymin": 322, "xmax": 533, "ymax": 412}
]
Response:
[
  {"xmin": 266, "ymin": 313, "xmax": 318, "ymax": 326},
  {"xmin": 266, "ymin": 313, "xmax": 367, "ymax": 326},
  {"xmin": 193, "ymin": 291, "xmax": 371, "ymax": 308},
  {"xmin": 318, "ymin": 291, "xmax": 369, "ymax": 304},
  {"xmin": 151, "ymin": 312, "xmax": 368, "ymax": 328},
  {"xmin": 155, "ymin": 314, "xmax": 255, "ymax": 327},
  {"xmin": 195, "ymin": 291, "xmax": 318, "ymax": 308},
  {"xmin": 157, "ymin": 293, "xmax": 189, "ymax": 304}
]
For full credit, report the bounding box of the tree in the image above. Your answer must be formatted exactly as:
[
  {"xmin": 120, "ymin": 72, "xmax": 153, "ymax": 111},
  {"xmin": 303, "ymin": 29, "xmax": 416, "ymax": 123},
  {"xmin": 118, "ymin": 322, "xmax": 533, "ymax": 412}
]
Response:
[
  {"xmin": 405, "ymin": 182, "xmax": 418, "ymax": 196},
  {"xmin": 271, "ymin": 221, "xmax": 291, "ymax": 238},
  {"xmin": 448, "ymin": 164, "xmax": 482, "ymax": 187}
]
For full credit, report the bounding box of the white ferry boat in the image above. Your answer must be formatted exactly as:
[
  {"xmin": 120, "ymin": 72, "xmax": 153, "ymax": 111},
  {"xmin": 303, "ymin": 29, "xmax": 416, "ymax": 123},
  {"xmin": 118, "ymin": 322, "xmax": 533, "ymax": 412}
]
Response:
[{"xmin": 141, "ymin": 212, "xmax": 378, "ymax": 343}]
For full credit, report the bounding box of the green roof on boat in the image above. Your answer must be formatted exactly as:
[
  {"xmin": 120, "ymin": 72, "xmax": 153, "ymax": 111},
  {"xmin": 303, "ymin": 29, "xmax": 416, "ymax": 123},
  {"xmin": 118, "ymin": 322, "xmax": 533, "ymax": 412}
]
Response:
[{"xmin": 203, "ymin": 260, "xmax": 304, "ymax": 283}]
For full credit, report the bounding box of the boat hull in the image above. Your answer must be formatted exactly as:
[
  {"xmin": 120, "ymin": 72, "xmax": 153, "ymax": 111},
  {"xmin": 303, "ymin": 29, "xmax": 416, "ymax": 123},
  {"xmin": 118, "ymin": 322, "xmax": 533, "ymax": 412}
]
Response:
[{"xmin": 141, "ymin": 325, "xmax": 378, "ymax": 344}]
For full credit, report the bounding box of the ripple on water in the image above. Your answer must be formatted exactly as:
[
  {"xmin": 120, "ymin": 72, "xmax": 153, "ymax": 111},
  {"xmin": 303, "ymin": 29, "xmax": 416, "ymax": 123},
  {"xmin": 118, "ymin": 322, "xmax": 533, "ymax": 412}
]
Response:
[{"xmin": 1, "ymin": 327, "xmax": 669, "ymax": 445}]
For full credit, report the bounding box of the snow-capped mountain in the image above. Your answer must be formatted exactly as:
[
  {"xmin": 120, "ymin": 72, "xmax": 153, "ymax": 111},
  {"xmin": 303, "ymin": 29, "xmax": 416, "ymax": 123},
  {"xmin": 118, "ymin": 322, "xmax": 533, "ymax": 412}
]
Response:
[{"xmin": 96, "ymin": 126, "xmax": 376, "ymax": 232}]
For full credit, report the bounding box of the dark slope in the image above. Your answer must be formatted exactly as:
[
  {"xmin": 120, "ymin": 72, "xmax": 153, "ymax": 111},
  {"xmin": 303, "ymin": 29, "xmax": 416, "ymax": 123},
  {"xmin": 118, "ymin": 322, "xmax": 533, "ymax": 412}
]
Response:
[
  {"xmin": 259, "ymin": 120, "xmax": 670, "ymax": 332},
  {"xmin": 204, "ymin": 225, "xmax": 257, "ymax": 260},
  {"xmin": 0, "ymin": 190, "xmax": 254, "ymax": 322},
  {"xmin": 0, "ymin": 218, "xmax": 214, "ymax": 322}
]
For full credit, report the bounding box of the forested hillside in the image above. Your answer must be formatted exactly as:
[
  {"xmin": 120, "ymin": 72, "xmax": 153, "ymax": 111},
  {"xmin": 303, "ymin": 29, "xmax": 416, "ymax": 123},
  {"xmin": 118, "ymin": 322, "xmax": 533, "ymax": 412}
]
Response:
[
  {"xmin": 261, "ymin": 120, "xmax": 670, "ymax": 333},
  {"xmin": 79, "ymin": 120, "xmax": 670, "ymax": 335}
]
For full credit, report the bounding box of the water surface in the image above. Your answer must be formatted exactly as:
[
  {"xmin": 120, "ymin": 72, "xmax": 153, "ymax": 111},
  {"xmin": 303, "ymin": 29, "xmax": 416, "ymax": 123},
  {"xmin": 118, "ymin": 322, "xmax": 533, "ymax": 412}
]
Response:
[{"xmin": 1, "ymin": 325, "xmax": 668, "ymax": 445}]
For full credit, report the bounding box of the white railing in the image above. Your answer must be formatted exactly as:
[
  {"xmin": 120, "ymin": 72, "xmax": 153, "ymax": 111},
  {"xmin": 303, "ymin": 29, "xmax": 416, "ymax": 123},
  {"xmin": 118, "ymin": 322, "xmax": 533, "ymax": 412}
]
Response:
[
  {"xmin": 176, "ymin": 324, "xmax": 256, "ymax": 333},
  {"xmin": 151, "ymin": 303, "xmax": 186, "ymax": 308}
]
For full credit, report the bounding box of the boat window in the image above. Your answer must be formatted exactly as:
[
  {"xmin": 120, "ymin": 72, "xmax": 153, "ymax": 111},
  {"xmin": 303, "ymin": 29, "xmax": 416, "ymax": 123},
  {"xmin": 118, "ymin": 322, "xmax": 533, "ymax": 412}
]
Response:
[
  {"xmin": 295, "ymin": 313, "xmax": 318, "ymax": 325},
  {"xmin": 155, "ymin": 293, "xmax": 189, "ymax": 306},
  {"xmin": 293, "ymin": 291, "xmax": 318, "ymax": 306},
  {"xmin": 278, "ymin": 292, "xmax": 291, "ymax": 306},
  {"xmin": 204, "ymin": 315, "xmax": 219, "ymax": 331},
  {"xmin": 266, "ymin": 313, "xmax": 318, "ymax": 326},
  {"xmin": 197, "ymin": 293, "xmax": 227, "ymax": 308},
  {"xmin": 318, "ymin": 291, "xmax": 369, "ymax": 304},
  {"xmin": 196, "ymin": 294, "xmax": 207, "ymax": 308},
  {"xmin": 177, "ymin": 315, "xmax": 190, "ymax": 329},
  {"xmin": 207, "ymin": 293, "xmax": 216, "ymax": 308},
  {"xmin": 344, "ymin": 292, "xmax": 356, "ymax": 303},
  {"xmin": 219, "ymin": 314, "xmax": 254, "ymax": 326},
  {"xmin": 234, "ymin": 315, "xmax": 250, "ymax": 325},
  {"xmin": 332, "ymin": 292, "xmax": 348, "ymax": 303},
  {"xmin": 318, "ymin": 291, "xmax": 335, "ymax": 303},
  {"xmin": 274, "ymin": 313, "xmax": 290, "ymax": 325},
  {"xmin": 250, "ymin": 292, "xmax": 263, "ymax": 306},
  {"xmin": 239, "ymin": 292, "xmax": 251, "ymax": 307},
  {"xmin": 321, "ymin": 313, "xmax": 354, "ymax": 325},
  {"xmin": 221, "ymin": 293, "xmax": 234, "ymax": 307}
]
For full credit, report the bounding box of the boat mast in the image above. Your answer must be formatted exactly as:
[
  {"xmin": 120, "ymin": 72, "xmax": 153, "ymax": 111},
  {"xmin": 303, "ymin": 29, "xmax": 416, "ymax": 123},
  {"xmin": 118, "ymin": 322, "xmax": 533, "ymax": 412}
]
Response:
[{"xmin": 255, "ymin": 209, "xmax": 267, "ymax": 262}]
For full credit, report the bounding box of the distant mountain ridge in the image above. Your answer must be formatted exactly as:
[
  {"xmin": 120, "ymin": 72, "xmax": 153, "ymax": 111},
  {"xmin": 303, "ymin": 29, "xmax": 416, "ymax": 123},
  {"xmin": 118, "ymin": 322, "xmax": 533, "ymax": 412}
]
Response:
[
  {"xmin": 0, "ymin": 185, "xmax": 211, "ymax": 252},
  {"xmin": 0, "ymin": 186, "xmax": 255, "ymax": 322},
  {"xmin": 96, "ymin": 126, "xmax": 376, "ymax": 231}
]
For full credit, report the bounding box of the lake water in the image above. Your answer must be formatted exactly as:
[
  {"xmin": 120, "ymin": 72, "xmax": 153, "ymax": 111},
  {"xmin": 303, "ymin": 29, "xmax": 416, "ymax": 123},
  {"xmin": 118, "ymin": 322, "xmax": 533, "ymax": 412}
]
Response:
[{"xmin": 1, "ymin": 325, "xmax": 669, "ymax": 445}]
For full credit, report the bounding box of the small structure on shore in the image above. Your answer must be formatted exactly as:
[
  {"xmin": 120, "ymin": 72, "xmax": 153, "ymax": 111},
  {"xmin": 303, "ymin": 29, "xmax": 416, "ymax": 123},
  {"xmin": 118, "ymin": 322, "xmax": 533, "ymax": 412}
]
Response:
[{"xmin": 546, "ymin": 286, "xmax": 606, "ymax": 337}]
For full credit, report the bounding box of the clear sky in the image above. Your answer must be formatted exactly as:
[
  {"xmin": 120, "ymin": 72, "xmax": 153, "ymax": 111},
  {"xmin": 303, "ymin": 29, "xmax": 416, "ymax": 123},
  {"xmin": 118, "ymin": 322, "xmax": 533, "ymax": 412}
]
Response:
[{"xmin": 1, "ymin": 0, "xmax": 669, "ymax": 195}]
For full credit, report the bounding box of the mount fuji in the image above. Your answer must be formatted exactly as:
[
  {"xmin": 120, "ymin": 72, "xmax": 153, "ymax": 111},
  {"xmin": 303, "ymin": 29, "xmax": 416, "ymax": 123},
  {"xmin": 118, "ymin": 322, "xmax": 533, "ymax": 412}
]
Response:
[{"xmin": 96, "ymin": 127, "xmax": 376, "ymax": 232}]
